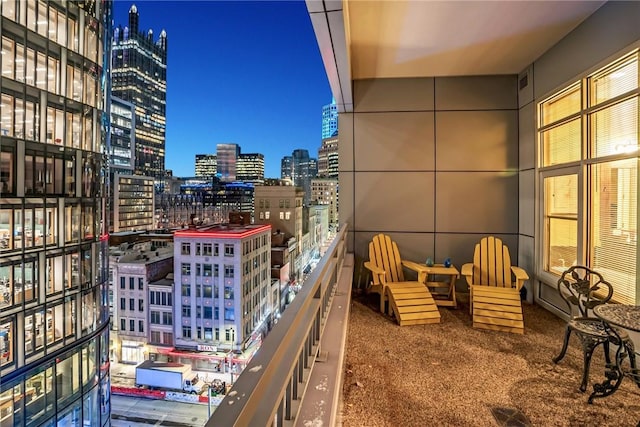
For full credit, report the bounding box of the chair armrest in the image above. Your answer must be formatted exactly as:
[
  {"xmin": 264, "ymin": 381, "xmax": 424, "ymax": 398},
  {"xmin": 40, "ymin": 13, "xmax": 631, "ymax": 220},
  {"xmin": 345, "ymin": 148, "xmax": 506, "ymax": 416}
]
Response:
[
  {"xmin": 364, "ymin": 261, "xmax": 387, "ymax": 284},
  {"xmin": 461, "ymin": 263, "xmax": 474, "ymax": 286},
  {"xmin": 401, "ymin": 260, "xmax": 426, "ymax": 274},
  {"xmin": 511, "ymin": 266, "xmax": 529, "ymax": 291}
]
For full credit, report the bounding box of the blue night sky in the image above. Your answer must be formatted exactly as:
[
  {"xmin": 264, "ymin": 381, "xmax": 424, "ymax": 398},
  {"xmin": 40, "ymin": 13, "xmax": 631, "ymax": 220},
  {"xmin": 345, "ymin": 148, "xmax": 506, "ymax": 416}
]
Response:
[{"xmin": 112, "ymin": 0, "xmax": 332, "ymax": 178}]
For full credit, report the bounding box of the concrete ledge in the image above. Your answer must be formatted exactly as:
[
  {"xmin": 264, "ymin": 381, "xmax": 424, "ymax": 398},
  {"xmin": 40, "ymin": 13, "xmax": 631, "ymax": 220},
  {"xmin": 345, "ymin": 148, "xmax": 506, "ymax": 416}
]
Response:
[{"xmin": 295, "ymin": 253, "xmax": 354, "ymax": 427}]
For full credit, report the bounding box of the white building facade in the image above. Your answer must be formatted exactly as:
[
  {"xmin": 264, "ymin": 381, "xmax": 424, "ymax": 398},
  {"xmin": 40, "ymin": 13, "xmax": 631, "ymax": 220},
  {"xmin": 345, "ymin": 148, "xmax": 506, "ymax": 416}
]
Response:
[{"xmin": 173, "ymin": 224, "xmax": 272, "ymax": 353}]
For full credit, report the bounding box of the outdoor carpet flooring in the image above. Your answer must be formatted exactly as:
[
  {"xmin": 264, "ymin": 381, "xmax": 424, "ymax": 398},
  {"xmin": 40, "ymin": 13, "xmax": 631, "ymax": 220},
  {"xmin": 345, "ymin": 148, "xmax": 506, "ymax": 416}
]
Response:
[{"xmin": 341, "ymin": 293, "xmax": 640, "ymax": 427}]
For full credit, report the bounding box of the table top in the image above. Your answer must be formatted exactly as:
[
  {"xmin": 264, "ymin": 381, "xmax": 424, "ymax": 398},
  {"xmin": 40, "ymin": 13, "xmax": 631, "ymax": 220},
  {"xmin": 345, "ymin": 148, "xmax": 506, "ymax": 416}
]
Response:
[
  {"xmin": 594, "ymin": 304, "xmax": 640, "ymax": 333},
  {"xmin": 420, "ymin": 264, "xmax": 459, "ymax": 275}
]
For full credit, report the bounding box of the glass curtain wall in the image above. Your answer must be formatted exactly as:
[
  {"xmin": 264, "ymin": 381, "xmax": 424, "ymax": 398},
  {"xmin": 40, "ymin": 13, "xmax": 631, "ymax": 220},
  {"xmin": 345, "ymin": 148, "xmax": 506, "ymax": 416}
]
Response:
[{"xmin": 0, "ymin": 1, "xmax": 112, "ymax": 426}]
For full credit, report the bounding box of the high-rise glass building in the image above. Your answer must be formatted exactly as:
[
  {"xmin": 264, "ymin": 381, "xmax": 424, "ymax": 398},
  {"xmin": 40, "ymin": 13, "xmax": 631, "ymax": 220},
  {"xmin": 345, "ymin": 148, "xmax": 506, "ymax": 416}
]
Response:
[
  {"xmin": 195, "ymin": 154, "xmax": 217, "ymax": 179},
  {"xmin": 282, "ymin": 149, "xmax": 318, "ymax": 205},
  {"xmin": 112, "ymin": 4, "xmax": 167, "ymax": 181},
  {"xmin": 237, "ymin": 153, "xmax": 264, "ymax": 185},
  {"xmin": 321, "ymin": 98, "xmax": 338, "ymax": 139},
  {"xmin": 216, "ymin": 143, "xmax": 240, "ymax": 182},
  {"xmin": 0, "ymin": 1, "xmax": 112, "ymax": 425}
]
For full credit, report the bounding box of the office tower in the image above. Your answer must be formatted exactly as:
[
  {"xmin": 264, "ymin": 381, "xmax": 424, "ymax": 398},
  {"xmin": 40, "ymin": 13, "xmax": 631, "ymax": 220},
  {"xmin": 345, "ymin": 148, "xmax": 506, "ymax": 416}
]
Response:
[
  {"xmin": 0, "ymin": 2, "xmax": 112, "ymax": 426},
  {"xmin": 237, "ymin": 153, "xmax": 265, "ymax": 185},
  {"xmin": 173, "ymin": 224, "xmax": 272, "ymax": 354},
  {"xmin": 217, "ymin": 143, "xmax": 240, "ymax": 182},
  {"xmin": 321, "ymin": 98, "xmax": 338, "ymax": 139},
  {"xmin": 113, "ymin": 174, "xmax": 155, "ymax": 232},
  {"xmin": 109, "ymin": 96, "xmax": 135, "ymax": 232},
  {"xmin": 195, "ymin": 154, "xmax": 217, "ymax": 179},
  {"xmin": 288, "ymin": 149, "xmax": 318, "ymax": 205},
  {"xmin": 112, "ymin": 4, "xmax": 167, "ymax": 181},
  {"xmin": 317, "ymin": 136, "xmax": 338, "ymax": 178},
  {"xmin": 281, "ymin": 156, "xmax": 293, "ymax": 181}
]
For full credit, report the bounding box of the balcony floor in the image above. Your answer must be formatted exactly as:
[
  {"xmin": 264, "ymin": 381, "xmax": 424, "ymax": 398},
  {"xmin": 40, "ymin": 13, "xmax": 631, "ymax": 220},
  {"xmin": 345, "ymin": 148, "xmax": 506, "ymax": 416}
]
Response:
[{"xmin": 341, "ymin": 293, "xmax": 640, "ymax": 426}]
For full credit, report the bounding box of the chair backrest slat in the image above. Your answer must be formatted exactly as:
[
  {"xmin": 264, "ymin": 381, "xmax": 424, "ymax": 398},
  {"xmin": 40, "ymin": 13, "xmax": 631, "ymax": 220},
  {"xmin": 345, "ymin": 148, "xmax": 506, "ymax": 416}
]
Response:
[
  {"xmin": 370, "ymin": 234, "xmax": 405, "ymax": 283},
  {"xmin": 473, "ymin": 236, "xmax": 513, "ymax": 288}
]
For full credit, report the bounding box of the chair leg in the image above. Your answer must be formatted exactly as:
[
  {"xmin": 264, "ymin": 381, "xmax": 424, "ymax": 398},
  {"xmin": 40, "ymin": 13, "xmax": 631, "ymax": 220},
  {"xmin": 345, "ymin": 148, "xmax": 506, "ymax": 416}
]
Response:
[
  {"xmin": 552, "ymin": 326, "xmax": 572, "ymax": 364},
  {"xmin": 603, "ymin": 340, "xmax": 612, "ymax": 365},
  {"xmin": 580, "ymin": 339, "xmax": 600, "ymax": 393}
]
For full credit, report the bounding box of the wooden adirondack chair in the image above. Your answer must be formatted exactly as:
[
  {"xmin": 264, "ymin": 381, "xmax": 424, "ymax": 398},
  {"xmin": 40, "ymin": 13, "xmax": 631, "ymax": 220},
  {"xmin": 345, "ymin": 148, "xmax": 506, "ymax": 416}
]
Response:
[
  {"xmin": 461, "ymin": 236, "xmax": 529, "ymax": 334},
  {"xmin": 363, "ymin": 234, "xmax": 440, "ymax": 326}
]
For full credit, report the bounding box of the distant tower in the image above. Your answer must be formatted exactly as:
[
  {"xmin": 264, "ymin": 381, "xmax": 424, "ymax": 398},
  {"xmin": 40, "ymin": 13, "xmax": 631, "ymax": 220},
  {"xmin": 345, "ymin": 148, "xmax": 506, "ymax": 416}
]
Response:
[
  {"xmin": 281, "ymin": 156, "xmax": 293, "ymax": 181},
  {"xmin": 112, "ymin": 4, "xmax": 168, "ymax": 181},
  {"xmin": 195, "ymin": 154, "xmax": 217, "ymax": 179},
  {"xmin": 322, "ymin": 98, "xmax": 338, "ymax": 139},
  {"xmin": 217, "ymin": 143, "xmax": 240, "ymax": 182},
  {"xmin": 317, "ymin": 136, "xmax": 338, "ymax": 178},
  {"xmin": 290, "ymin": 149, "xmax": 318, "ymax": 205},
  {"xmin": 237, "ymin": 153, "xmax": 265, "ymax": 185}
]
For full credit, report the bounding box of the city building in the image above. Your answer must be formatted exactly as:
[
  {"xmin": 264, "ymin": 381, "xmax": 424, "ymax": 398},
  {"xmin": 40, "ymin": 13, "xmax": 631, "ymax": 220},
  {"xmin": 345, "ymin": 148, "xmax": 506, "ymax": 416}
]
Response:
[
  {"xmin": 195, "ymin": 154, "xmax": 217, "ymax": 179},
  {"xmin": 310, "ymin": 179, "xmax": 338, "ymax": 227},
  {"xmin": 321, "ymin": 98, "xmax": 338, "ymax": 139},
  {"xmin": 317, "ymin": 136, "xmax": 338, "ymax": 178},
  {"xmin": 109, "ymin": 96, "xmax": 135, "ymax": 174},
  {"xmin": 108, "ymin": 96, "xmax": 136, "ymax": 232},
  {"xmin": 254, "ymin": 185, "xmax": 305, "ymax": 280},
  {"xmin": 0, "ymin": 1, "xmax": 112, "ymax": 425},
  {"xmin": 237, "ymin": 152, "xmax": 265, "ymax": 185},
  {"xmin": 112, "ymin": 4, "xmax": 167, "ymax": 182},
  {"xmin": 172, "ymin": 223, "xmax": 272, "ymax": 360},
  {"xmin": 216, "ymin": 182, "xmax": 255, "ymax": 221},
  {"xmin": 281, "ymin": 149, "xmax": 318, "ymax": 205},
  {"xmin": 109, "ymin": 242, "xmax": 174, "ymax": 364},
  {"xmin": 216, "ymin": 143, "xmax": 240, "ymax": 182},
  {"xmin": 112, "ymin": 174, "xmax": 155, "ymax": 232},
  {"xmin": 280, "ymin": 156, "xmax": 293, "ymax": 181}
]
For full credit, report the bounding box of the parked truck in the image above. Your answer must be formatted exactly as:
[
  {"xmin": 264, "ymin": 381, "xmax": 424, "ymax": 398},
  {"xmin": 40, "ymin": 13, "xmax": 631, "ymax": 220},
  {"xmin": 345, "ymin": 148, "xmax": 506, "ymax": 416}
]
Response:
[{"xmin": 135, "ymin": 361, "xmax": 207, "ymax": 394}]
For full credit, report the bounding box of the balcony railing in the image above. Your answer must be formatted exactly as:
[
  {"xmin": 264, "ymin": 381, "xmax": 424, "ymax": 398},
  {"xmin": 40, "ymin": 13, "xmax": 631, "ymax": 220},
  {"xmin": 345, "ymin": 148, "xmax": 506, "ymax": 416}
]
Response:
[{"xmin": 208, "ymin": 224, "xmax": 352, "ymax": 426}]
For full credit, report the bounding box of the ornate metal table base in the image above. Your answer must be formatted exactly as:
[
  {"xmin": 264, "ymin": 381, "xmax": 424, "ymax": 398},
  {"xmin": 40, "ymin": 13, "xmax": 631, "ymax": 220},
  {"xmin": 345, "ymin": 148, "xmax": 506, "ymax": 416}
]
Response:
[{"xmin": 589, "ymin": 307, "xmax": 640, "ymax": 404}]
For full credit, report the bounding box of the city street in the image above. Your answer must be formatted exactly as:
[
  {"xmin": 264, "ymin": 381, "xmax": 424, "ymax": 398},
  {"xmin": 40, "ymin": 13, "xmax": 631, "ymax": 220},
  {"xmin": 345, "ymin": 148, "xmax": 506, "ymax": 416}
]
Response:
[{"xmin": 111, "ymin": 395, "xmax": 211, "ymax": 427}]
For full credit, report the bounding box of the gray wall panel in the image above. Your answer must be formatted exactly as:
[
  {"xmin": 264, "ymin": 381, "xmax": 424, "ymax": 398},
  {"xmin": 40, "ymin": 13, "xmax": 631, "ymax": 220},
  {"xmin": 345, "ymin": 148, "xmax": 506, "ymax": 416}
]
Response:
[
  {"xmin": 353, "ymin": 78, "xmax": 435, "ymax": 112},
  {"xmin": 354, "ymin": 112, "xmax": 435, "ymax": 171},
  {"xmin": 354, "ymin": 171, "xmax": 435, "ymax": 232},
  {"xmin": 338, "ymin": 171, "xmax": 354, "ymax": 232},
  {"xmin": 436, "ymin": 110, "xmax": 519, "ymax": 171},
  {"xmin": 436, "ymin": 171, "xmax": 518, "ymax": 233},
  {"xmin": 518, "ymin": 66, "xmax": 534, "ymax": 108},
  {"xmin": 518, "ymin": 102, "xmax": 536, "ymax": 171},
  {"xmin": 519, "ymin": 169, "xmax": 535, "ymax": 237},
  {"xmin": 518, "ymin": 235, "xmax": 535, "ymax": 303},
  {"xmin": 534, "ymin": 2, "xmax": 640, "ymax": 99},
  {"xmin": 435, "ymin": 75, "xmax": 518, "ymax": 111},
  {"xmin": 338, "ymin": 113, "xmax": 354, "ymax": 172}
]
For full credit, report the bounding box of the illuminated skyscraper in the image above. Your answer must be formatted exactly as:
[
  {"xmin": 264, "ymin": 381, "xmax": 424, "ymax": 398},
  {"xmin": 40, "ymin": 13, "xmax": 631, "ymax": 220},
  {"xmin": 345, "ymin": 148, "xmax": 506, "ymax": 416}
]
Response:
[
  {"xmin": 237, "ymin": 153, "xmax": 265, "ymax": 185},
  {"xmin": 216, "ymin": 143, "xmax": 240, "ymax": 182},
  {"xmin": 112, "ymin": 4, "xmax": 167, "ymax": 181},
  {"xmin": 195, "ymin": 154, "xmax": 217, "ymax": 179},
  {"xmin": 0, "ymin": 1, "xmax": 112, "ymax": 425},
  {"xmin": 321, "ymin": 98, "xmax": 338, "ymax": 139}
]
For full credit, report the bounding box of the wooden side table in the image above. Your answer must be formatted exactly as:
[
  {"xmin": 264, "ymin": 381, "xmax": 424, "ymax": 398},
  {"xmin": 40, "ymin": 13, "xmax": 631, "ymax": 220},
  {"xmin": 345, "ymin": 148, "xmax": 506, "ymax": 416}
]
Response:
[{"xmin": 415, "ymin": 264, "xmax": 459, "ymax": 307}]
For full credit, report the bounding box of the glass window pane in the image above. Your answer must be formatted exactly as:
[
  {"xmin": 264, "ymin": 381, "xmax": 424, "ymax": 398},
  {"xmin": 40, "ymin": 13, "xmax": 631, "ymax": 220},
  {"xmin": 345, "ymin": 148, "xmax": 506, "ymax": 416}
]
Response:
[
  {"xmin": 540, "ymin": 84, "xmax": 581, "ymax": 127},
  {"xmin": 589, "ymin": 53, "xmax": 639, "ymax": 106},
  {"xmin": 590, "ymin": 97, "xmax": 638, "ymax": 158},
  {"xmin": 590, "ymin": 160, "xmax": 637, "ymax": 304},
  {"xmin": 543, "ymin": 174, "xmax": 578, "ymax": 274},
  {"xmin": 542, "ymin": 118, "xmax": 581, "ymax": 166}
]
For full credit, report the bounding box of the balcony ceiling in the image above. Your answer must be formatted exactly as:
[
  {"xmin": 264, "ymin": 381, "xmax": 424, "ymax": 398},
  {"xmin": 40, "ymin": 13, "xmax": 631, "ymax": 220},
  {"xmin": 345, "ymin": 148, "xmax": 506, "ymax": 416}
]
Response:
[{"xmin": 307, "ymin": 0, "xmax": 606, "ymax": 111}]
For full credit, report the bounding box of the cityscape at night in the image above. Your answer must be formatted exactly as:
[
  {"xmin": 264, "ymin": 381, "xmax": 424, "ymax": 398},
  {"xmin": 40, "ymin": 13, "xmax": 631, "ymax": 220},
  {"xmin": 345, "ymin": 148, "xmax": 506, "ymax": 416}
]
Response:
[{"xmin": 2, "ymin": 1, "xmax": 640, "ymax": 426}]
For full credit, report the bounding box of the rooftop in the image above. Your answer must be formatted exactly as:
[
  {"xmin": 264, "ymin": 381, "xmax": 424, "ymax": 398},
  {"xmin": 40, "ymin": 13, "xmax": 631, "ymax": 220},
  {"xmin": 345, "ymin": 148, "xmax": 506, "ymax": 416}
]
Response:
[{"xmin": 173, "ymin": 223, "xmax": 271, "ymax": 239}]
